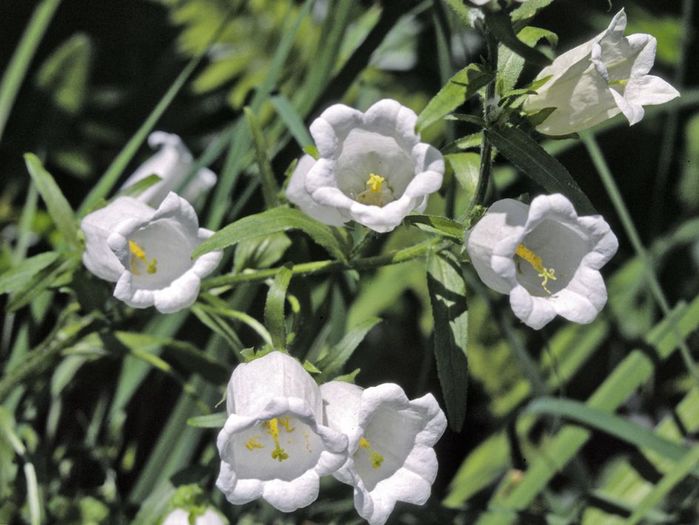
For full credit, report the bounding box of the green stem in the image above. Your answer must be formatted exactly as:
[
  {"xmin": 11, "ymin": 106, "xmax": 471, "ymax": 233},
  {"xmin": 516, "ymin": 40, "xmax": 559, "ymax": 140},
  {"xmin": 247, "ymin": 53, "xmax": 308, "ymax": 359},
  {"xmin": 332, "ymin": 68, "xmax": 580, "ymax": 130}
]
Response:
[
  {"xmin": 203, "ymin": 238, "xmax": 447, "ymax": 290},
  {"xmin": 0, "ymin": 0, "xmax": 61, "ymax": 141},
  {"xmin": 580, "ymin": 131, "xmax": 699, "ymax": 384},
  {"xmin": 472, "ymin": 30, "xmax": 498, "ymax": 210}
]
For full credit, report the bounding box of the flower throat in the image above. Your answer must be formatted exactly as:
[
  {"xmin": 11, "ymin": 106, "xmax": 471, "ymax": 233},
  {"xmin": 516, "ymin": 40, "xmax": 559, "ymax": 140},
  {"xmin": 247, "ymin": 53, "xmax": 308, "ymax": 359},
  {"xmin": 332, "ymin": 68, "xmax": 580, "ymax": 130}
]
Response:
[{"xmin": 515, "ymin": 243, "xmax": 557, "ymax": 294}]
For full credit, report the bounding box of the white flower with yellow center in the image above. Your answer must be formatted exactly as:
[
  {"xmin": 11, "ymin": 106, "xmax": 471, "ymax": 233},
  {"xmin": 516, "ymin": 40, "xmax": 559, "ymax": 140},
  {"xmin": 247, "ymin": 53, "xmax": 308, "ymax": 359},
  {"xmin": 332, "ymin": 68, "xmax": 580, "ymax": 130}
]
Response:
[
  {"xmin": 216, "ymin": 352, "xmax": 348, "ymax": 512},
  {"xmin": 121, "ymin": 131, "xmax": 217, "ymax": 208},
  {"xmin": 465, "ymin": 194, "xmax": 619, "ymax": 329},
  {"xmin": 162, "ymin": 508, "xmax": 227, "ymax": 525},
  {"xmin": 523, "ymin": 9, "xmax": 679, "ymax": 136},
  {"xmin": 80, "ymin": 192, "xmax": 222, "ymax": 313},
  {"xmin": 320, "ymin": 381, "xmax": 447, "ymax": 525},
  {"xmin": 286, "ymin": 99, "xmax": 444, "ymax": 233}
]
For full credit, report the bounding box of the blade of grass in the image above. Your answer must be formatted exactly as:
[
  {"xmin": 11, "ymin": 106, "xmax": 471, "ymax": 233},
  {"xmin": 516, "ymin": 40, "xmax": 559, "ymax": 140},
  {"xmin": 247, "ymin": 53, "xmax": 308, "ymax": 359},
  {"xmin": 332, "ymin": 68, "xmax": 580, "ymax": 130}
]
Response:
[
  {"xmin": 580, "ymin": 131, "xmax": 699, "ymax": 385},
  {"xmin": 0, "ymin": 0, "xmax": 61, "ymax": 140}
]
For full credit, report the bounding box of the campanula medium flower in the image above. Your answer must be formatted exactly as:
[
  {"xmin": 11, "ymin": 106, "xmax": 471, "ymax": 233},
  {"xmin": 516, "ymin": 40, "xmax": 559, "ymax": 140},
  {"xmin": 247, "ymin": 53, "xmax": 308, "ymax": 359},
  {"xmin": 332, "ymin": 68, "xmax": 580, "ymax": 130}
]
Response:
[
  {"xmin": 523, "ymin": 9, "xmax": 679, "ymax": 136},
  {"xmin": 320, "ymin": 381, "xmax": 447, "ymax": 525},
  {"xmin": 465, "ymin": 194, "xmax": 619, "ymax": 329},
  {"xmin": 216, "ymin": 352, "xmax": 348, "ymax": 512},
  {"xmin": 121, "ymin": 131, "xmax": 217, "ymax": 208},
  {"xmin": 80, "ymin": 192, "xmax": 222, "ymax": 313},
  {"xmin": 286, "ymin": 99, "xmax": 444, "ymax": 233}
]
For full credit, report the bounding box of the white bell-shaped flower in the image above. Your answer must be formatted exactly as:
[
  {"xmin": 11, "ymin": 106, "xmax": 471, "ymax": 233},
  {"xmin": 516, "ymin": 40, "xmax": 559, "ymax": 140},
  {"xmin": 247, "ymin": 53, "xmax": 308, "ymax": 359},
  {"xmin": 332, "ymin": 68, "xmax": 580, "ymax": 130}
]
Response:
[
  {"xmin": 162, "ymin": 508, "xmax": 227, "ymax": 525},
  {"xmin": 80, "ymin": 192, "xmax": 222, "ymax": 313},
  {"xmin": 216, "ymin": 352, "xmax": 348, "ymax": 513},
  {"xmin": 523, "ymin": 9, "xmax": 679, "ymax": 136},
  {"xmin": 286, "ymin": 99, "xmax": 444, "ymax": 233},
  {"xmin": 320, "ymin": 381, "xmax": 447, "ymax": 525},
  {"xmin": 465, "ymin": 194, "xmax": 619, "ymax": 329},
  {"xmin": 121, "ymin": 131, "xmax": 217, "ymax": 207}
]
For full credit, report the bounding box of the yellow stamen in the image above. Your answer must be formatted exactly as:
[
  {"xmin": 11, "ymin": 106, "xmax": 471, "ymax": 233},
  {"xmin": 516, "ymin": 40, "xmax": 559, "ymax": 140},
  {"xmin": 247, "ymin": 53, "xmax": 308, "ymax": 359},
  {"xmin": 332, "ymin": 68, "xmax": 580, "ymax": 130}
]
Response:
[
  {"xmin": 245, "ymin": 437, "xmax": 264, "ymax": 451},
  {"xmin": 358, "ymin": 436, "xmax": 384, "ymax": 469},
  {"xmin": 264, "ymin": 418, "xmax": 289, "ymax": 462},
  {"xmin": 128, "ymin": 240, "xmax": 158, "ymax": 275},
  {"xmin": 515, "ymin": 243, "xmax": 557, "ymax": 294},
  {"xmin": 366, "ymin": 173, "xmax": 385, "ymax": 193},
  {"xmin": 129, "ymin": 240, "xmax": 147, "ymax": 261},
  {"xmin": 278, "ymin": 416, "xmax": 294, "ymax": 432}
]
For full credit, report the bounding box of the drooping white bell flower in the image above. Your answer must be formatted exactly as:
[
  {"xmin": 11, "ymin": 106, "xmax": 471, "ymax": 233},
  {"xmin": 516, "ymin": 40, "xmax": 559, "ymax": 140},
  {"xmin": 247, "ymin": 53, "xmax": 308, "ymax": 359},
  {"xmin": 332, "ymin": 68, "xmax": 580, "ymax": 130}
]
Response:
[
  {"xmin": 80, "ymin": 192, "xmax": 222, "ymax": 313},
  {"xmin": 523, "ymin": 9, "xmax": 679, "ymax": 136},
  {"xmin": 465, "ymin": 194, "xmax": 619, "ymax": 329},
  {"xmin": 121, "ymin": 131, "xmax": 217, "ymax": 208},
  {"xmin": 216, "ymin": 352, "xmax": 348, "ymax": 513},
  {"xmin": 320, "ymin": 381, "xmax": 447, "ymax": 525},
  {"xmin": 286, "ymin": 99, "xmax": 444, "ymax": 233},
  {"xmin": 162, "ymin": 508, "xmax": 228, "ymax": 525}
]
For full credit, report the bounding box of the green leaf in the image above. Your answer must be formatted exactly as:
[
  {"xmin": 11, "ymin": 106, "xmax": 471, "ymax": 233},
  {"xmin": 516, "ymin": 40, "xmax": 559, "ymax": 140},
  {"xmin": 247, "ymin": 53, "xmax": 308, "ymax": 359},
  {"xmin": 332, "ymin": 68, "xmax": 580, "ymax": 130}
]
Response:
[
  {"xmin": 271, "ymin": 94, "xmax": 313, "ymax": 150},
  {"xmin": 0, "ymin": 252, "xmax": 58, "ymax": 295},
  {"xmin": 317, "ymin": 317, "xmax": 381, "ymax": 380},
  {"xmin": 511, "ymin": 0, "xmax": 555, "ymax": 22},
  {"xmin": 445, "ymin": 152, "xmax": 480, "ymax": 203},
  {"xmin": 486, "ymin": 126, "xmax": 595, "ymax": 214},
  {"xmin": 116, "ymin": 174, "xmax": 162, "ymax": 198},
  {"xmin": 264, "ymin": 266, "xmax": 293, "ymax": 350},
  {"xmin": 193, "ymin": 207, "xmax": 349, "ymax": 262},
  {"xmin": 426, "ymin": 250, "xmax": 469, "ymax": 431},
  {"xmin": 244, "ymin": 106, "xmax": 279, "ymax": 208},
  {"xmin": 35, "ymin": 32, "xmax": 93, "ymax": 114},
  {"xmin": 416, "ymin": 64, "xmax": 494, "ymax": 132},
  {"xmin": 24, "ymin": 153, "xmax": 80, "ymax": 248},
  {"xmin": 233, "ymin": 232, "xmax": 291, "ymax": 272},
  {"xmin": 484, "ymin": 10, "xmax": 551, "ymax": 67},
  {"xmin": 498, "ymin": 26, "xmax": 557, "ymax": 95},
  {"xmin": 404, "ymin": 215, "xmax": 464, "ymax": 241},
  {"xmin": 442, "ymin": 0, "xmax": 472, "ymax": 27},
  {"xmin": 525, "ymin": 397, "xmax": 693, "ymax": 464},
  {"xmin": 186, "ymin": 413, "xmax": 227, "ymax": 428}
]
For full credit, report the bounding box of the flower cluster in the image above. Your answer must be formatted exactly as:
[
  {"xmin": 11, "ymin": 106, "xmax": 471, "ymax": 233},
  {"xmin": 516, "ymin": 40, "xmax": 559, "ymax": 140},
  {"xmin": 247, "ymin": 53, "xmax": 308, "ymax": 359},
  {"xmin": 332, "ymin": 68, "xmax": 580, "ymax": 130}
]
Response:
[{"xmin": 216, "ymin": 351, "xmax": 446, "ymax": 525}]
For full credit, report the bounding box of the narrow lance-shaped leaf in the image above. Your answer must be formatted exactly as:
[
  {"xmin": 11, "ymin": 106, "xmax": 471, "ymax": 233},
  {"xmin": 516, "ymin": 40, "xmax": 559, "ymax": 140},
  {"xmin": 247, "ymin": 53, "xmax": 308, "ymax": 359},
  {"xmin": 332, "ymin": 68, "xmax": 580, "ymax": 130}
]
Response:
[
  {"xmin": 264, "ymin": 266, "xmax": 293, "ymax": 351},
  {"xmin": 24, "ymin": 153, "xmax": 80, "ymax": 248},
  {"xmin": 317, "ymin": 317, "xmax": 382, "ymax": 381},
  {"xmin": 487, "ymin": 126, "xmax": 596, "ymax": 214},
  {"xmin": 193, "ymin": 207, "xmax": 350, "ymax": 262},
  {"xmin": 498, "ymin": 26, "xmax": 557, "ymax": 96},
  {"xmin": 525, "ymin": 397, "xmax": 694, "ymax": 464},
  {"xmin": 0, "ymin": 252, "xmax": 58, "ymax": 295},
  {"xmin": 427, "ymin": 249, "xmax": 469, "ymax": 431},
  {"xmin": 187, "ymin": 412, "xmax": 227, "ymax": 429},
  {"xmin": 417, "ymin": 63, "xmax": 494, "ymax": 132}
]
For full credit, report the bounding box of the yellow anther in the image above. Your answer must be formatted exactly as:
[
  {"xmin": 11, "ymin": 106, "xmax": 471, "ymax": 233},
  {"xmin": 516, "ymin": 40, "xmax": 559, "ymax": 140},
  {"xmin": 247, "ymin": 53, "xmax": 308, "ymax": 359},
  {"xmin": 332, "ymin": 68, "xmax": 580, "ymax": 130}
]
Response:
[
  {"xmin": 515, "ymin": 243, "xmax": 557, "ymax": 294},
  {"xmin": 609, "ymin": 78, "xmax": 629, "ymax": 88},
  {"xmin": 245, "ymin": 437, "xmax": 264, "ymax": 451},
  {"xmin": 264, "ymin": 418, "xmax": 289, "ymax": 462},
  {"xmin": 357, "ymin": 436, "xmax": 384, "ymax": 470},
  {"xmin": 128, "ymin": 240, "xmax": 158, "ymax": 275},
  {"xmin": 278, "ymin": 417, "xmax": 294, "ymax": 433},
  {"xmin": 129, "ymin": 240, "xmax": 147, "ymax": 261},
  {"xmin": 366, "ymin": 173, "xmax": 385, "ymax": 193}
]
